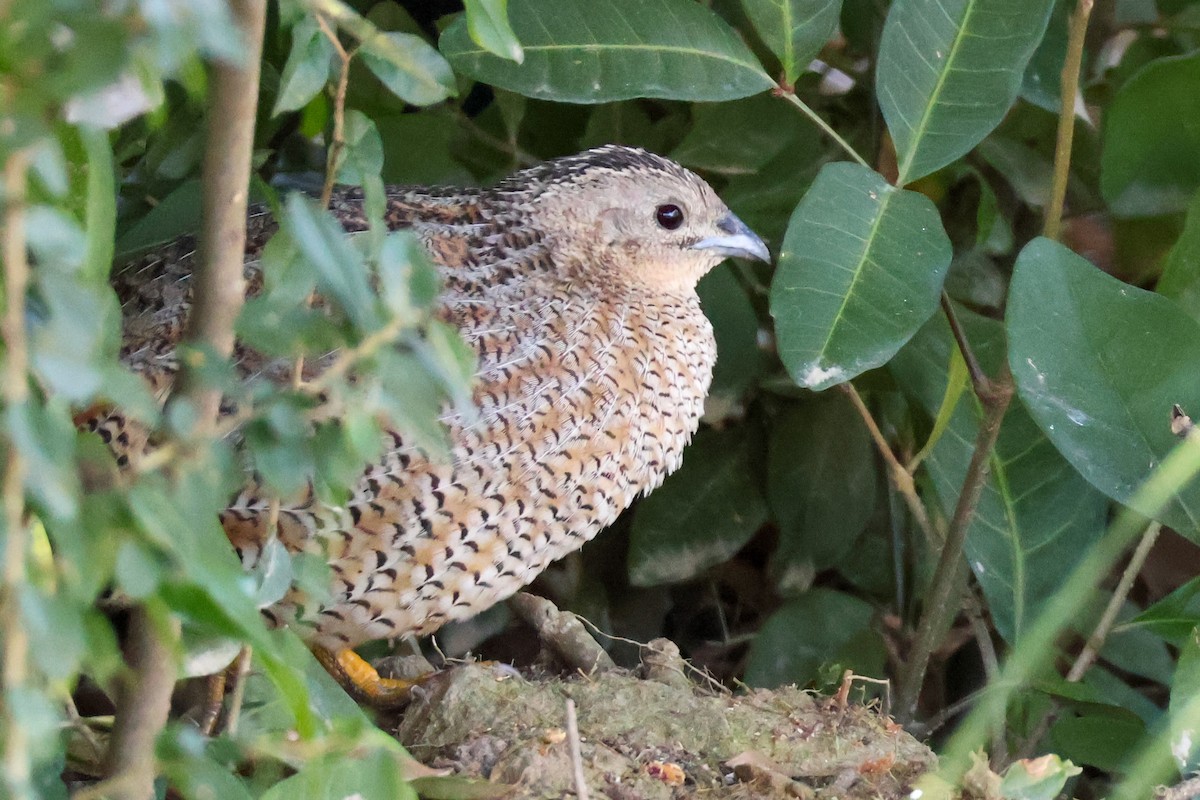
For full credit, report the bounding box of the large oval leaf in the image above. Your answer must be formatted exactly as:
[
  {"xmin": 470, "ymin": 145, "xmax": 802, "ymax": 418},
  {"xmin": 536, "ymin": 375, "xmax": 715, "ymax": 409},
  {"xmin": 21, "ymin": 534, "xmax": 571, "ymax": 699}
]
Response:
[
  {"xmin": 770, "ymin": 162, "xmax": 951, "ymax": 391},
  {"xmin": 767, "ymin": 396, "xmax": 876, "ymax": 584},
  {"xmin": 877, "ymin": 0, "xmax": 1054, "ymax": 185},
  {"xmin": 1101, "ymin": 52, "xmax": 1200, "ymax": 218},
  {"xmin": 1007, "ymin": 237, "xmax": 1200, "ymax": 536},
  {"xmin": 744, "ymin": 588, "xmax": 885, "ymax": 688},
  {"xmin": 440, "ymin": 0, "xmax": 774, "ymax": 103},
  {"xmin": 628, "ymin": 427, "xmax": 768, "ymax": 586},
  {"xmin": 740, "ymin": 0, "xmax": 842, "ymax": 85},
  {"xmin": 892, "ymin": 309, "xmax": 1107, "ymax": 642}
]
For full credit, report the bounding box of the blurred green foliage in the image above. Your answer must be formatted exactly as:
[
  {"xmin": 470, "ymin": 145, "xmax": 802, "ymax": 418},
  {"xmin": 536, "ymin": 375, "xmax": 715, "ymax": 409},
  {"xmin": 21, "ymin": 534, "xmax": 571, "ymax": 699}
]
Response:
[{"xmin": 3, "ymin": 0, "xmax": 1200, "ymax": 797}]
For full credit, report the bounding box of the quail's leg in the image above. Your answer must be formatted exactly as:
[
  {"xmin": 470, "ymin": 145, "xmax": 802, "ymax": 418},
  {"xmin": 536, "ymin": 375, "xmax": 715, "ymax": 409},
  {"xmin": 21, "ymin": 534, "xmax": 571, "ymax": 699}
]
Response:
[{"xmin": 312, "ymin": 647, "xmax": 432, "ymax": 708}]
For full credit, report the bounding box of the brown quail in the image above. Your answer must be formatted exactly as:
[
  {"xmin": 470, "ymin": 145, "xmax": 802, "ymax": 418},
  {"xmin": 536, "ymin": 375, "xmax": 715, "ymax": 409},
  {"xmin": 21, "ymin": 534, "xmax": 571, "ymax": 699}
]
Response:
[{"xmin": 91, "ymin": 145, "xmax": 769, "ymax": 698}]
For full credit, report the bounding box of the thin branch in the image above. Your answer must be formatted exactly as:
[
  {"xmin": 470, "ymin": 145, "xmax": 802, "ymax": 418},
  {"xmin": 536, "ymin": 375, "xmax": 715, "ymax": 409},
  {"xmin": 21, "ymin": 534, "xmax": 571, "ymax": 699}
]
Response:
[
  {"xmin": 223, "ymin": 646, "xmax": 254, "ymax": 736},
  {"xmin": 775, "ymin": 88, "xmax": 870, "ymax": 169},
  {"xmin": 896, "ymin": 368, "xmax": 1015, "ymax": 721},
  {"xmin": 1, "ymin": 147, "xmax": 33, "ymax": 800},
  {"xmin": 840, "ymin": 382, "xmax": 941, "ymax": 547},
  {"xmin": 105, "ymin": 2, "xmax": 268, "ymax": 798},
  {"xmin": 1067, "ymin": 521, "xmax": 1161, "ymax": 682},
  {"xmin": 1043, "ymin": 0, "xmax": 1094, "ymax": 241},
  {"xmin": 941, "ymin": 294, "xmax": 991, "ymax": 401},
  {"xmin": 103, "ymin": 608, "xmax": 180, "ymax": 800}
]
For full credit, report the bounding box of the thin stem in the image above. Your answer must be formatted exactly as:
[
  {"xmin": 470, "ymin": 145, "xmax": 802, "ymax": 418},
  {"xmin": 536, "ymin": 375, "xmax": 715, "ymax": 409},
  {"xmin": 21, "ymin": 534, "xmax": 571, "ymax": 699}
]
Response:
[
  {"xmin": 896, "ymin": 368, "xmax": 1015, "ymax": 721},
  {"xmin": 223, "ymin": 646, "xmax": 254, "ymax": 736},
  {"xmin": 941, "ymin": 294, "xmax": 991, "ymax": 401},
  {"xmin": 1, "ymin": 147, "xmax": 32, "ymax": 800},
  {"xmin": 1068, "ymin": 520, "xmax": 1162, "ymax": 681},
  {"xmin": 840, "ymin": 382, "xmax": 941, "ymax": 547},
  {"xmin": 1043, "ymin": 0, "xmax": 1094, "ymax": 241},
  {"xmin": 776, "ymin": 88, "xmax": 870, "ymax": 169}
]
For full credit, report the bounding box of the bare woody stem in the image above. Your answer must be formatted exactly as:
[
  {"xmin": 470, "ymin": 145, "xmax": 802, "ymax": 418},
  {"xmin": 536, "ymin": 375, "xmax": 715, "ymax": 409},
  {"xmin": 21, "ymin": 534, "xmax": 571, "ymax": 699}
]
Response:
[
  {"xmin": 1, "ymin": 148, "xmax": 32, "ymax": 800},
  {"xmin": 175, "ymin": 0, "xmax": 268, "ymax": 434},
  {"xmin": 1043, "ymin": 0, "xmax": 1094, "ymax": 241},
  {"xmin": 896, "ymin": 368, "xmax": 1015, "ymax": 721},
  {"xmin": 105, "ymin": 2, "xmax": 268, "ymax": 799}
]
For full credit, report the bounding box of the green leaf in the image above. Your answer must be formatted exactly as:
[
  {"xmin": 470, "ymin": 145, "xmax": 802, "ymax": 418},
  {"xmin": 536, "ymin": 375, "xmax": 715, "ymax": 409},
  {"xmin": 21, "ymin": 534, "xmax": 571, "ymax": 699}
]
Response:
[
  {"xmin": 440, "ymin": 0, "xmax": 774, "ymax": 103},
  {"xmin": 740, "ymin": 0, "xmax": 841, "ymax": 84},
  {"xmin": 1048, "ymin": 712, "xmax": 1145, "ymax": 773},
  {"xmin": 767, "ymin": 396, "xmax": 877, "ymax": 583},
  {"xmin": 360, "ymin": 31, "xmax": 456, "ymax": 107},
  {"xmin": 696, "ymin": 263, "xmax": 764, "ymax": 397},
  {"xmin": 335, "ymin": 111, "xmax": 385, "ymax": 186},
  {"xmin": 464, "ymin": 0, "xmax": 524, "ymax": 63},
  {"xmin": 274, "ymin": 16, "xmax": 335, "ymax": 115},
  {"xmin": 1000, "ymin": 755, "xmax": 1081, "ymax": 800},
  {"xmin": 1007, "ymin": 237, "xmax": 1200, "ymax": 536},
  {"xmin": 770, "ymin": 162, "xmax": 952, "ymax": 391},
  {"xmin": 1132, "ymin": 575, "xmax": 1200, "ymax": 644},
  {"xmin": 876, "ymin": 0, "xmax": 1055, "ymax": 184},
  {"xmin": 628, "ymin": 427, "xmax": 768, "ymax": 586},
  {"xmin": 259, "ymin": 748, "xmax": 417, "ymax": 800},
  {"xmin": 670, "ymin": 94, "xmax": 806, "ymax": 176},
  {"xmin": 1101, "ymin": 51, "xmax": 1200, "ymax": 217},
  {"xmin": 1158, "ymin": 188, "xmax": 1200, "ymax": 324},
  {"xmin": 1170, "ymin": 628, "xmax": 1200, "ymax": 773},
  {"xmin": 743, "ymin": 588, "xmax": 884, "ymax": 688},
  {"xmin": 282, "ymin": 193, "xmax": 381, "ymax": 333},
  {"xmin": 114, "ymin": 179, "xmax": 203, "ymax": 259},
  {"xmin": 893, "ymin": 309, "xmax": 1108, "ymax": 642}
]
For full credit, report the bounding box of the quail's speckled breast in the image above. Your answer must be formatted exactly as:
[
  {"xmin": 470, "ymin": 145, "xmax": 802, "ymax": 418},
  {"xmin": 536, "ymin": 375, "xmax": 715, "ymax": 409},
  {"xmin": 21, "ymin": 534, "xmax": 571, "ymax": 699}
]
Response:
[{"xmin": 99, "ymin": 145, "xmax": 769, "ymax": 654}]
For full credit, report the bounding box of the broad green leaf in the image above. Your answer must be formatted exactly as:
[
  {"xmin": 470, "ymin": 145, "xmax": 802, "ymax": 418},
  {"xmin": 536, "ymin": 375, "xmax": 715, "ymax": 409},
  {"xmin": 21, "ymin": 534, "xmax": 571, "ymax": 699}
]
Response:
[
  {"xmin": 628, "ymin": 427, "xmax": 768, "ymax": 586},
  {"xmin": 740, "ymin": 0, "xmax": 842, "ymax": 84},
  {"xmin": 260, "ymin": 748, "xmax": 417, "ymax": 800},
  {"xmin": 767, "ymin": 396, "xmax": 876, "ymax": 584},
  {"xmin": 1101, "ymin": 52, "xmax": 1200, "ymax": 217},
  {"xmin": 670, "ymin": 94, "xmax": 805, "ymax": 175},
  {"xmin": 439, "ymin": 0, "xmax": 774, "ymax": 103},
  {"xmin": 744, "ymin": 588, "xmax": 885, "ymax": 688},
  {"xmin": 892, "ymin": 309, "xmax": 1108, "ymax": 642},
  {"xmin": 114, "ymin": 179, "xmax": 202, "ymax": 259},
  {"xmin": 696, "ymin": 263, "xmax": 764, "ymax": 397},
  {"xmin": 1048, "ymin": 712, "xmax": 1145, "ymax": 772},
  {"xmin": 770, "ymin": 162, "xmax": 952, "ymax": 391},
  {"xmin": 1007, "ymin": 237, "xmax": 1200, "ymax": 536},
  {"xmin": 1170, "ymin": 628, "xmax": 1200, "ymax": 773},
  {"xmin": 274, "ymin": 16, "xmax": 335, "ymax": 115},
  {"xmin": 1158, "ymin": 188, "xmax": 1200, "ymax": 324},
  {"xmin": 360, "ymin": 32, "xmax": 456, "ymax": 107},
  {"xmin": 877, "ymin": 0, "xmax": 1055, "ymax": 184},
  {"xmin": 464, "ymin": 0, "xmax": 524, "ymax": 63}
]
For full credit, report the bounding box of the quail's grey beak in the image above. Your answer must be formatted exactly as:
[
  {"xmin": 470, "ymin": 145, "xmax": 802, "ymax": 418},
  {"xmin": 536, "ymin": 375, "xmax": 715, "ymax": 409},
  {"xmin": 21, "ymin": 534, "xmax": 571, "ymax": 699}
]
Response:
[{"xmin": 691, "ymin": 213, "xmax": 770, "ymax": 263}]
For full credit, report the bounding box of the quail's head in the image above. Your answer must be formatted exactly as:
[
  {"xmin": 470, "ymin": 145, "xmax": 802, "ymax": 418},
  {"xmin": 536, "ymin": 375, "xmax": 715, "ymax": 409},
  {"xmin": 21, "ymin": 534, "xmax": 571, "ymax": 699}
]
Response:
[{"xmin": 507, "ymin": 145, "xmax": 770, "ymax": 292}]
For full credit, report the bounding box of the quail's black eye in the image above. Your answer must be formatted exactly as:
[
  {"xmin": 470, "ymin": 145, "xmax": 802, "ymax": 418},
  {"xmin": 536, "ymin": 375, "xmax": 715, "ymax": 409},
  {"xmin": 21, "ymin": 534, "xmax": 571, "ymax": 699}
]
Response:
[{"xmin": 655, "ymin": 203, "xmax": 684, "ymax": 230}]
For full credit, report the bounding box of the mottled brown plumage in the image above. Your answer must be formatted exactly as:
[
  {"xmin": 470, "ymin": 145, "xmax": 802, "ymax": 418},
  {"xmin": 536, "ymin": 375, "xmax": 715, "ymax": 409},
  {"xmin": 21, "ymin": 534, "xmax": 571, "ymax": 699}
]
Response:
[{"xmin": 91, "ymin": 145, "xmax": 769, "ymax": 654}]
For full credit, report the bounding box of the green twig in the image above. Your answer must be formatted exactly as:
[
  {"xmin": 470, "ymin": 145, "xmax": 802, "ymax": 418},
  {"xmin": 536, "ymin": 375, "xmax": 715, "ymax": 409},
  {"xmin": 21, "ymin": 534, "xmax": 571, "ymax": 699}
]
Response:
[
  {"xmin": 775, "ymin": 87, "xmax": 870, "ymax": 169},
  {"xmin": 1043, "ymin": 0, "xmax": 1094, "ymax": 241},
  {"xmin": 1, "ymin": 147, "xmax": 32, "ymax": 800},
  {"xmin": 841, "ymin": 382, "xmax": 941, "ymax": 548},
  {"xmin": 896, "ymin": 367, "xmax": 1014, "ymax": 721}
]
